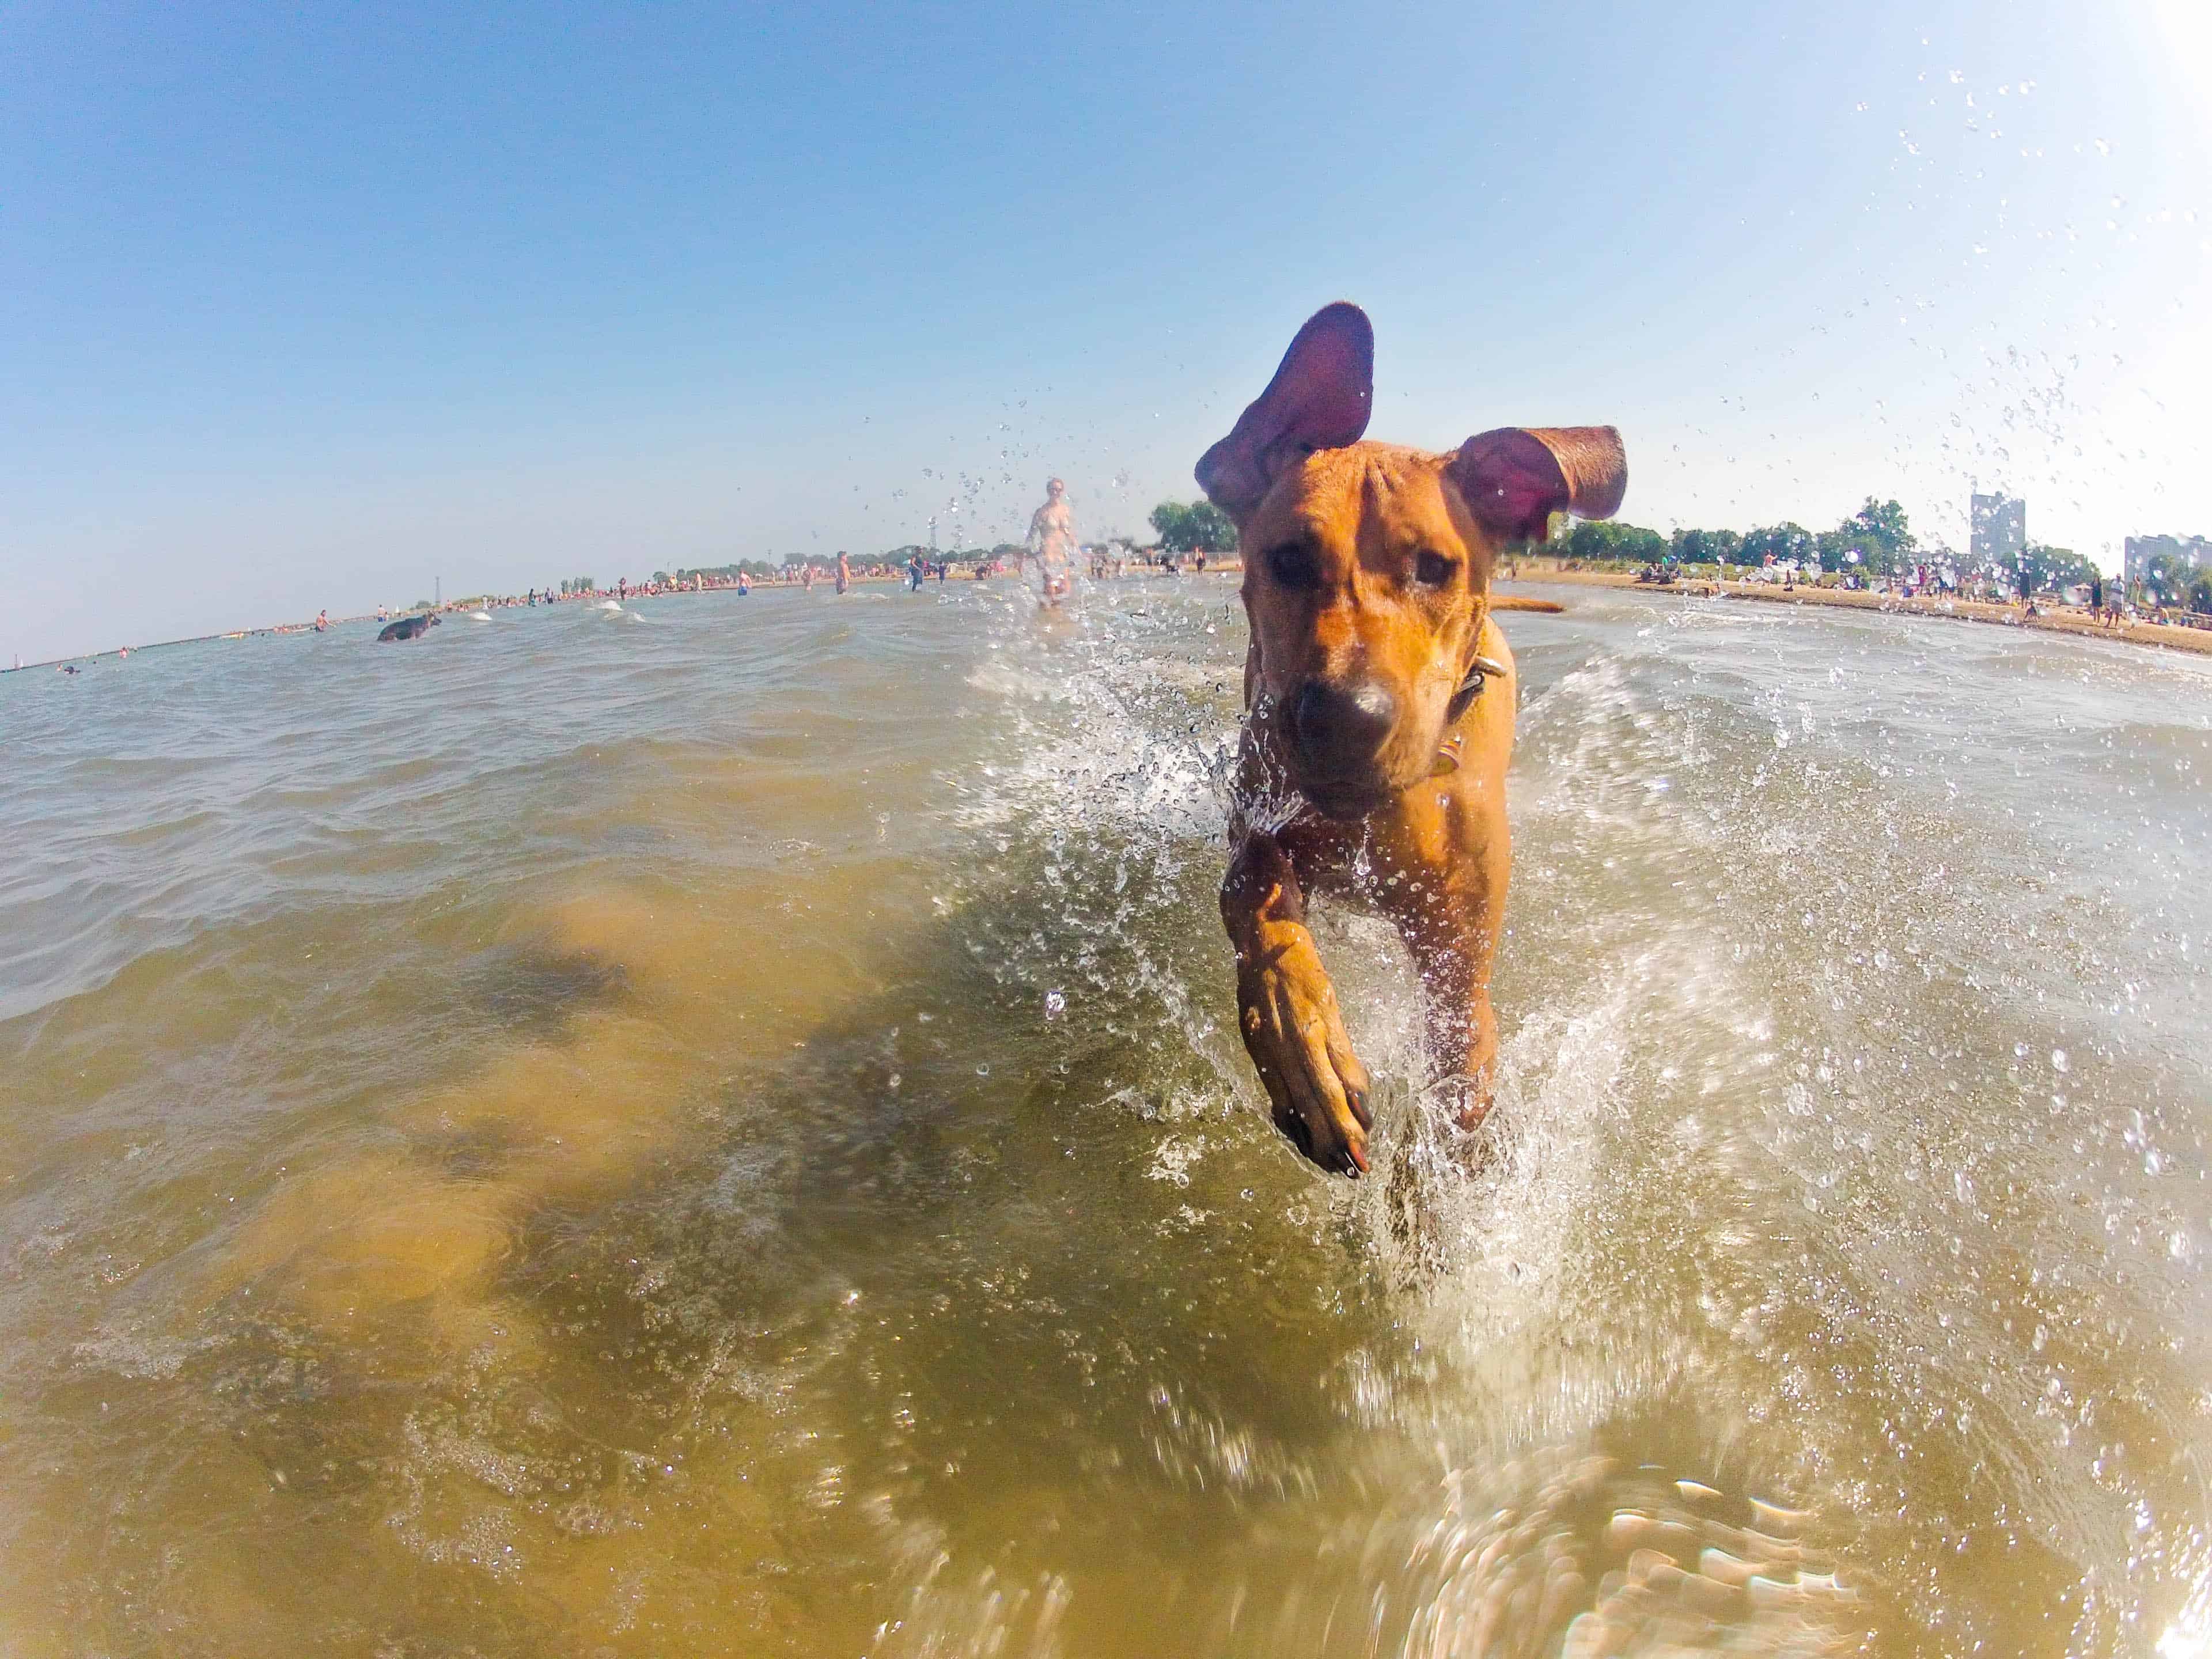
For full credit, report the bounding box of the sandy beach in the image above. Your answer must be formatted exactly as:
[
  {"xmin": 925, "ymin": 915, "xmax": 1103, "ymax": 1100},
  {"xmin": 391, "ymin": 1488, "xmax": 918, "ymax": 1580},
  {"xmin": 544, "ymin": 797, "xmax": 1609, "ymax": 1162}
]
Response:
[{"xmin": 1505, "ymin": 558, "xmax": 2212, "ymax": 658}]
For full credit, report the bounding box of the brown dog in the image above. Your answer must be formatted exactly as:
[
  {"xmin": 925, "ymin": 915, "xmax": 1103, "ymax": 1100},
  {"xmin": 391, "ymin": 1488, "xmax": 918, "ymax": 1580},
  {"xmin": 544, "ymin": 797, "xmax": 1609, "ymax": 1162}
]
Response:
[{"xmin": 1199, "ymin": 303, "xmax": 1625, "ymax": 1177}]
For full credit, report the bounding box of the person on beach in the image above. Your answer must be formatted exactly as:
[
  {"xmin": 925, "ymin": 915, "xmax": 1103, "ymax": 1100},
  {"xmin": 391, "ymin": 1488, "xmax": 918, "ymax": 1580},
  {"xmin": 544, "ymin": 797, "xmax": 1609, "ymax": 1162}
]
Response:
[
  {"xmin": 1027, "ymin": 478, "xmax": 1077, "ymax": 608},
  {"xmin": 909, "ymin": 551, "xmax": 926, "ymax": 591},
  {"xmin": 835, "ymin": 552, "xmax": 851, "ymax": 594}
]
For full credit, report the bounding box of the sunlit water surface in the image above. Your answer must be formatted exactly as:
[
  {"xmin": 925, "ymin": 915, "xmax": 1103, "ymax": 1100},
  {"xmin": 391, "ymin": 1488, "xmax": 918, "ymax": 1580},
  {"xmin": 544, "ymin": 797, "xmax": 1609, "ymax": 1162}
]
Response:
[{"xmin": 3, "ymin": 582, "xmax": 2208, "ymax": 1657}]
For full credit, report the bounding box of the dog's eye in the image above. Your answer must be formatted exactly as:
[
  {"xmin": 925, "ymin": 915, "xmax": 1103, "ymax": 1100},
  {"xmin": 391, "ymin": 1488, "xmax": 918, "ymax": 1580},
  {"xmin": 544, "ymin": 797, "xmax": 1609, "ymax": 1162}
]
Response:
[
  {"xmin": 1415, "ymin": 550, "xmax": 1455, "ymax": 587},
  {"xmin": 1267, "ymin": 543, "xmax": 1320, "ymax": 590}
]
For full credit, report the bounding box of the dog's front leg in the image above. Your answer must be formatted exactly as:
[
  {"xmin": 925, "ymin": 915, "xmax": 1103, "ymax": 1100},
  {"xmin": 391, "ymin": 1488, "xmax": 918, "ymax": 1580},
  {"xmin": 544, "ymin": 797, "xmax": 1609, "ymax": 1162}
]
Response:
[
  {"xmin": 1382, "ymin": 828, "xmax": 1509, "ymax": 1135},
  {"xmin": 1221, "ymin": 829, "xmax": 1373, "ymax": 1176}
]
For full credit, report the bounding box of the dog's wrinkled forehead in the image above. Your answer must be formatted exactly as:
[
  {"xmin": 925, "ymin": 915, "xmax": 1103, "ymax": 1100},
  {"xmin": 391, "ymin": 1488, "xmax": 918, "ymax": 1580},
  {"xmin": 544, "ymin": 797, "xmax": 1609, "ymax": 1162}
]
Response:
[{"xmin": 1257, "ymin": 444, "xmax": 1474, "ymax": 557}]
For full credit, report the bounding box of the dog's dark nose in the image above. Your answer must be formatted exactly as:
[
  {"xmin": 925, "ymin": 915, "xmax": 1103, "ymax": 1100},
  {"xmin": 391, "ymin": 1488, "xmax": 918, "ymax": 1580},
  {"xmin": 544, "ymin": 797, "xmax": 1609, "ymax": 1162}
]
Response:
[{"xmin": 1290, "ymin": 679, "xmax": 1397, "ymax": 771}]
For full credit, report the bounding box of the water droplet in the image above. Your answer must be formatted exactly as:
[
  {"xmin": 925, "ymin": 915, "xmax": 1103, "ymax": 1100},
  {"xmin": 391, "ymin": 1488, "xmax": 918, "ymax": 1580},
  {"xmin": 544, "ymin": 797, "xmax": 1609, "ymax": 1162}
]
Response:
[{"xmin": 2050, "ymin": 1048, "xmax": 2069, "ymax": 1073}]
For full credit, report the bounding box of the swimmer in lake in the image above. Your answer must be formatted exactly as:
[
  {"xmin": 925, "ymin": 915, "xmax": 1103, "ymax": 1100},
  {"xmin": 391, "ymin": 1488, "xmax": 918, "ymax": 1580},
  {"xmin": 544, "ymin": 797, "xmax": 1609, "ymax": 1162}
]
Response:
[
  {"xmin": 835, "ymin": 552, "xmax": 851, "ymax": 595},
  {"xmin": 1027, "ymin": 478, "xmax": 1077, "ymax": 608}
]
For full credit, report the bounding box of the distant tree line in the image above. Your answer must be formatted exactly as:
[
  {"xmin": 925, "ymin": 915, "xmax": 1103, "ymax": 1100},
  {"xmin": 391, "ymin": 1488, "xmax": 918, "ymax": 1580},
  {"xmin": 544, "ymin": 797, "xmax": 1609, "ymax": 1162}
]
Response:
[{"xmin": 1553, "ymin": 497, "xmax": 2104, "ymax": 593}]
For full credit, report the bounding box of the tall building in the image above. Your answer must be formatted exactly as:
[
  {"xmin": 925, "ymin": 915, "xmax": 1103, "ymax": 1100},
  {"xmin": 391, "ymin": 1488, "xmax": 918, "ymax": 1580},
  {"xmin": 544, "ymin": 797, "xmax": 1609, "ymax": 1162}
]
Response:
[
  {"xmin": 2123, "ymin": 533, "xmax": 2212, "ymax": 588},
  {"xmin": 1970, "ymin": 492, "xmax": 2026, "ymax": 570}
]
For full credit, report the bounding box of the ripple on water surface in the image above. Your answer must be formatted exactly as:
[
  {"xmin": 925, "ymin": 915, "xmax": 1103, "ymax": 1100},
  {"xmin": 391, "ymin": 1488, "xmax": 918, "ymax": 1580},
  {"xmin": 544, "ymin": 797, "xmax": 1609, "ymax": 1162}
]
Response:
[{"xmin": 1, "ymin": 583, "xmax": 2207, "ymax": 1656}]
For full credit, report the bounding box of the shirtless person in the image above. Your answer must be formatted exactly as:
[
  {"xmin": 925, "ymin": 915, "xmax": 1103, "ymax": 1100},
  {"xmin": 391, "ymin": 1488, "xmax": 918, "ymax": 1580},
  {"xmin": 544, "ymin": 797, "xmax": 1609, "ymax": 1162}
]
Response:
[{"xmin": 1025, "ymin": 478, "xmax": 1077, "ymax": 608}]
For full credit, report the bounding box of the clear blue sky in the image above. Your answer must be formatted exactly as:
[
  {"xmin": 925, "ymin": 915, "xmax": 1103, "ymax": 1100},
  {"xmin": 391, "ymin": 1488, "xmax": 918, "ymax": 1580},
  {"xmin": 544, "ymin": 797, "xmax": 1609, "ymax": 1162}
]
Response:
[{"xmin": 3, "ymin": 0, "xmax": 2207, "ymax": 661}]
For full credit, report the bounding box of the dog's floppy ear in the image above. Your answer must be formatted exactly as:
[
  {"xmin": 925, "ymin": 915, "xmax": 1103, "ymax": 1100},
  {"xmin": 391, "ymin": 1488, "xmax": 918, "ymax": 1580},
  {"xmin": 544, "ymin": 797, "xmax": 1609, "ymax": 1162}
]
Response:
[
  {"xmin": 1448, "ymin": 426, "xmax": 1627, "ymax": 543},
  {"xmin": 1196, "ymin": 302, "xmax": 1374, "ymax": 521}
]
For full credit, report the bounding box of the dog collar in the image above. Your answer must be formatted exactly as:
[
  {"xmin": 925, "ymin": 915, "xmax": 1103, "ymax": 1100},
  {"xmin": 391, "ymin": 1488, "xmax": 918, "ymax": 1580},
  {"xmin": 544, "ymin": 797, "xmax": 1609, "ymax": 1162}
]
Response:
[{"xmin": 1432, "ymin": 602, "xmax": 1506, "ymax": 777}]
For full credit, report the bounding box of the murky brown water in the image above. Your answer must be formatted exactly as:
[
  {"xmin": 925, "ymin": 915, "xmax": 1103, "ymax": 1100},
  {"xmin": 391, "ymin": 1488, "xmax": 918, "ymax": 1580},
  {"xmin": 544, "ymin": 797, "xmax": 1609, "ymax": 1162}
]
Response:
[{"xmin": 3, "ymin": 581, "xmax": 2207, "ymax": 1656}]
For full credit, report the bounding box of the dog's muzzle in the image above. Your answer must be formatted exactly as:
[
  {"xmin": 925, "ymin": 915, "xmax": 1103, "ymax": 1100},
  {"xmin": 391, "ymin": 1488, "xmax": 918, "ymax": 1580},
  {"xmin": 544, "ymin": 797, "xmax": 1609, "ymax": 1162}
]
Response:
[
  {"xmin": 1285, "ymin": 679, "xmax": 1405, "ymax": 815},
  {"xmin": 1290, "ymin": 679, "xmax": 1396, "ymax": 772}
]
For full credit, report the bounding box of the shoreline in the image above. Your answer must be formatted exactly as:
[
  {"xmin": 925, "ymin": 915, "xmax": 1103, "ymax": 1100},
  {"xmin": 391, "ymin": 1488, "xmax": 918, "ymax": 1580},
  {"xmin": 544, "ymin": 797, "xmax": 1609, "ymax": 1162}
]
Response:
[
  {"xmin": 1503, "ymin": 562, "xmax": 2212, "ymax": 660},
  {"xmin": 4, "ymin": 564, "xmax": 1252, "ymax": 673},
  {"xmin": 17, "ymin": 556, "xmax": 2212, "ymax": 673}
]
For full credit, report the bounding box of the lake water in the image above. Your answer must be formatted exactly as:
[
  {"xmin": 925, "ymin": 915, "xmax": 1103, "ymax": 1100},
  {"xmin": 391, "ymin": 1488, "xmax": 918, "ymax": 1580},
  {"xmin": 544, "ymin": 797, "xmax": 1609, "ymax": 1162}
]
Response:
[{"xmin": 3, "ymin": 579, "xmax": 2208, "ymax": 1657}]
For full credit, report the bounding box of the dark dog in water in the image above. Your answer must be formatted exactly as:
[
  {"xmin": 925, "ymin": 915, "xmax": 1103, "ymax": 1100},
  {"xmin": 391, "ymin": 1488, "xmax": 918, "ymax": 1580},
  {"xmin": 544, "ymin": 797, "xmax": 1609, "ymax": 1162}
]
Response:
[{"xmin": 377, "ymin": 613, "xmax": 440, "ymax": 642}]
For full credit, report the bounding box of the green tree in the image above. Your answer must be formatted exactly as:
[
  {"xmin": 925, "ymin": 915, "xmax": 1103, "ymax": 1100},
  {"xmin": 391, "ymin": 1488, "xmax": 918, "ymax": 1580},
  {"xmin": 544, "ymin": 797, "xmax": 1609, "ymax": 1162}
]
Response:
[
  {"xmin": 2019, "ymin": 544, "xmax": 2099, "ymax": 594},
  {"xmin": 1188, "ymin": 499, "xmax": 1237, "ymax": 551},
  {"xmin": 1149, "ymin": 500, "xmax": 1238, "ymax": 554},
  {"xmin": 2141, "ymin": 550, "xmax": 2210, "ymax": 606},
  {"xmin": 1672, "ymin": 527, "xmax": 1742, "ymax": 565},
  {"xmin": 1738, "ymin": 523, "xmax": 1816, "ymax": 567},
  {"xmin": 1560, "ymin": 519, "xmax": 1666, "ymax": 563},
  {"xmin": 1842, "ymin": 498, "xmax": 1916, "ymax": 575}
]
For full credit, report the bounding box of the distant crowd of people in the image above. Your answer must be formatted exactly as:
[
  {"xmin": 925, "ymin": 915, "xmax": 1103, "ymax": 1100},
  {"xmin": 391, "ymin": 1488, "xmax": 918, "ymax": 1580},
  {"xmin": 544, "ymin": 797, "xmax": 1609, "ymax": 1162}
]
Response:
[{"xmin": 1618, "ymin": 553, "xmax": 2167, "ymax": 632}]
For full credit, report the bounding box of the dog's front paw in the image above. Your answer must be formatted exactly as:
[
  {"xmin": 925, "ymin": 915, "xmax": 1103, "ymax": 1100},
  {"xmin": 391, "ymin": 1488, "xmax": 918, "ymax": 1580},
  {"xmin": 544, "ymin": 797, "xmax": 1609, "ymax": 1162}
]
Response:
[{"xmin": 1236, "ymin": 927, "xmax": 1373, "ymax": 1177}]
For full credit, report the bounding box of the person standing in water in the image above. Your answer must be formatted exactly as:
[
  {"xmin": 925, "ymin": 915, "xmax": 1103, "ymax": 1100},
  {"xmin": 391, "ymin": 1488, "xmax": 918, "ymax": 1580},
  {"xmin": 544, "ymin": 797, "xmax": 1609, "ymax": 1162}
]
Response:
[
  {"xmin": 1026, "ymin": 478, "xmax": 1077, "ymax": 608},
  {"xmin": 835, "ymin": 552, "xmax": 851, "ymax": 595}
]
